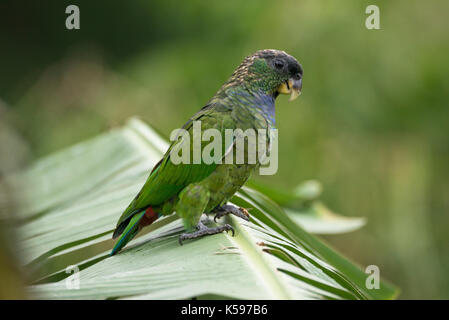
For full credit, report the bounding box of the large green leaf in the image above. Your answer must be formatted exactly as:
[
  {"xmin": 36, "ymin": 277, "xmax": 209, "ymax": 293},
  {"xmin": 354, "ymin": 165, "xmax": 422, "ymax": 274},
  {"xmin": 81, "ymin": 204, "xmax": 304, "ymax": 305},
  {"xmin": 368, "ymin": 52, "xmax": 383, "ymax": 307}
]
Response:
[
  {"xmin": 246, "ymin": 180, "xmax": 366, "ymax": 235},
  {"xmin": 13, "ymin": 118, "xmax": 397, "ymax": 299}
]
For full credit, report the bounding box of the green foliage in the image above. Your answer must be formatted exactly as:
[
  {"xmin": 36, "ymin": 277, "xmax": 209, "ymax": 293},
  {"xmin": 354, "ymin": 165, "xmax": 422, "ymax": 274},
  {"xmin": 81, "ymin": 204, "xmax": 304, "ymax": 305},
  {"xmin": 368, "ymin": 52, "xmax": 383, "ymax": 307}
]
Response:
[
  {"xmin": 2, "ymin": 0, "xmax": 448, "ymax": 299},
  {"xmin": 14, "ymin": 119, "xmax": 396, "ymax": 299}
]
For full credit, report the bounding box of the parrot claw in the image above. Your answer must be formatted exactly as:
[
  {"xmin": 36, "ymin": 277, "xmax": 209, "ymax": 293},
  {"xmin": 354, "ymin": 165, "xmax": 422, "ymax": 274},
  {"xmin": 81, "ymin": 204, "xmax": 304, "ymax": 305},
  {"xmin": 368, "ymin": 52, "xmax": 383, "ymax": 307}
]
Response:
[
  {"xmin": 212, "ymin": 204, "xmax": 250, "ymax": 222},
  {"xmin": 179, "ymin": 222, "xmax": 234, "ymax": 245}
]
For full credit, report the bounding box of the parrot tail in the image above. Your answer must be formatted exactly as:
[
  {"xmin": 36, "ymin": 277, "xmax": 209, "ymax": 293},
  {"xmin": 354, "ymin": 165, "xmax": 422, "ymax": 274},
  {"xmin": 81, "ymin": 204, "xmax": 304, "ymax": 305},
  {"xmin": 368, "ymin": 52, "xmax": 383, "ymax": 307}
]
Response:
[{"xmin": 110, "ymin": 206, "xmax": 160, "ymax": 256}]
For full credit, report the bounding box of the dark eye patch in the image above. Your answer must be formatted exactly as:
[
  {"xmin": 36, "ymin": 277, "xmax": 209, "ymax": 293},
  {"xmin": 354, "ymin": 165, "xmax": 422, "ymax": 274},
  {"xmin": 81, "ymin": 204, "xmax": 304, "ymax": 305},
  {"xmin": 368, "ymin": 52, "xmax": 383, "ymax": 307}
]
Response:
[{"xmin": 273, "ymin": 59, "xmax": 285, "ymax": 70}]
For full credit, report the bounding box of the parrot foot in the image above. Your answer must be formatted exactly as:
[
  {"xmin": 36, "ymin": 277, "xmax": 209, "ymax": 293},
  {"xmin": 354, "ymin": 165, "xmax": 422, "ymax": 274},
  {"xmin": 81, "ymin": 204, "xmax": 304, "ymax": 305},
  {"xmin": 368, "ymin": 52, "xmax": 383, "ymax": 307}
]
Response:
[
  {"xmin": 212, "ymin": 204, "xmax": 250, "ymax": 222},
  {"xmin": 179, "ymin": 221, "xmax": 234, "ymax": 245}
]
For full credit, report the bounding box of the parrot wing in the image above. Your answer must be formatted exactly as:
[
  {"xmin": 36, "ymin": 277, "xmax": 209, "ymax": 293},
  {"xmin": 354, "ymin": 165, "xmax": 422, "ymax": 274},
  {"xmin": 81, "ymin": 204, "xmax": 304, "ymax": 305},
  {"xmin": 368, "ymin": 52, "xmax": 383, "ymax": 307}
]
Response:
[{"xmin": 113, "ymin": 102, "xmax": 236, "ymax": 237}]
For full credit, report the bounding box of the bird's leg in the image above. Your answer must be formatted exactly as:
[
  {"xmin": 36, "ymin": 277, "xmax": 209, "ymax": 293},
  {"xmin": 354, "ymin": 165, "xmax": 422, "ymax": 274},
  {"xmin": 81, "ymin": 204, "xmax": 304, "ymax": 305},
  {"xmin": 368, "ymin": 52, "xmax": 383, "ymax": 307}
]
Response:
[
  {"xmin": 179, "ymin": 221, "xmax": 234, "ymax": 245},
  {"xmin": 212, "ymin": 204, "xmax": 250, "ymax": 222}
]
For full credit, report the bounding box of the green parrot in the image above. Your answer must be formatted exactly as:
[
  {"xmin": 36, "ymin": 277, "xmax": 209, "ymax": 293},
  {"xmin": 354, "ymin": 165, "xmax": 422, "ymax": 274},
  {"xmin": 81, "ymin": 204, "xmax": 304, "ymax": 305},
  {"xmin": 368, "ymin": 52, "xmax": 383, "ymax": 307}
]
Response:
[{"xmin": 111, "ymin": 49, "xmax": 303, "ymax": 255}]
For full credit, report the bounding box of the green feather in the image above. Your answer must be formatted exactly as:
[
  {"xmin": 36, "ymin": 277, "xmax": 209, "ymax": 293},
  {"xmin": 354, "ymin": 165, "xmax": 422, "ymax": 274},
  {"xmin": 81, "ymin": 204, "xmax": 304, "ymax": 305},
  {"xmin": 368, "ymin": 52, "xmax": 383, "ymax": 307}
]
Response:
[{"xmin": 110, "ymin": 211, "xmax": 145, "ymax": 256}]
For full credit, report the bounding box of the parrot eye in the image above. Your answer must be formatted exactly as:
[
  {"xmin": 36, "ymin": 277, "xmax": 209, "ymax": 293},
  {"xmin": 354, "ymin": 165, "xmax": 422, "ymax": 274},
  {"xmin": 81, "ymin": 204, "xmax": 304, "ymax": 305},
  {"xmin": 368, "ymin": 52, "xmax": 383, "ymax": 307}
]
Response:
[{"xmin": 273, "ymin": 59, "xmax": 284, "ymax": 70}]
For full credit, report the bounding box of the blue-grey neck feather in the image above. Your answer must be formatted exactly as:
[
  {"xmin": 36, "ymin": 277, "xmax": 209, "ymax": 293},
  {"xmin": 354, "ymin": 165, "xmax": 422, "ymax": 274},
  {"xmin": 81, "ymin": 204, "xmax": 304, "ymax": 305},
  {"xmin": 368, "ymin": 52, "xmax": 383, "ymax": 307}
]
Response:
[
  {"xmin": 254, "ymin": 91, "xmax": 276, "ymax": 126},
  {"xmin": 226, "ymin": 88, "xmax": 276, "ymax": 126}
]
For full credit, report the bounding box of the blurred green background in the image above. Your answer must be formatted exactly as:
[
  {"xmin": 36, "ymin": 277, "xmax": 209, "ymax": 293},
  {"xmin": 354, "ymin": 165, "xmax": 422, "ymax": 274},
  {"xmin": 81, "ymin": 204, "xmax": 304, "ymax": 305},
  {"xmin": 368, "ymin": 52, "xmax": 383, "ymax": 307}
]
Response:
[{"xmin": 1, "ymin": 0, "xmax": 448, "ymax": 299}]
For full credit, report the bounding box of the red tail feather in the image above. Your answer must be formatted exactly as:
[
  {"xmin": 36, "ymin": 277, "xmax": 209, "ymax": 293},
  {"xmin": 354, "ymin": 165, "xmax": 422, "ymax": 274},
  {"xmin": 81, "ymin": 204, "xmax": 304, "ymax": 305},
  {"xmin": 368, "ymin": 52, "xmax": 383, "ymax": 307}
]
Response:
[{"xmin": 139, "ymin": 207, "xmax": 158, "ymax": 228}]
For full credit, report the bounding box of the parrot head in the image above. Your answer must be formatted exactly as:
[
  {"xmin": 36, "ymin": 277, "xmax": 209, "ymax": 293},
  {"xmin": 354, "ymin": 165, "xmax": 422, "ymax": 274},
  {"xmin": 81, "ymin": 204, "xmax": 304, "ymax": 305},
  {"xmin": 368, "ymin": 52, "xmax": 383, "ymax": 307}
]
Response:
[{"xmin": 223, "ymin": 49, "xmax": 303, "ymax": 101}]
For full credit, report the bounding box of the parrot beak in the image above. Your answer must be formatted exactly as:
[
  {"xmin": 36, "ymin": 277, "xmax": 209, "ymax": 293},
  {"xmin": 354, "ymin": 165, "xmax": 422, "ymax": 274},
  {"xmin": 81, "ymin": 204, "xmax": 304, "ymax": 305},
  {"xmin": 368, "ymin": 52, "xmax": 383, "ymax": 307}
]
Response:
[{"xmin": 277, "ymin": 77, "xmax": 302, "ymax": 101}]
